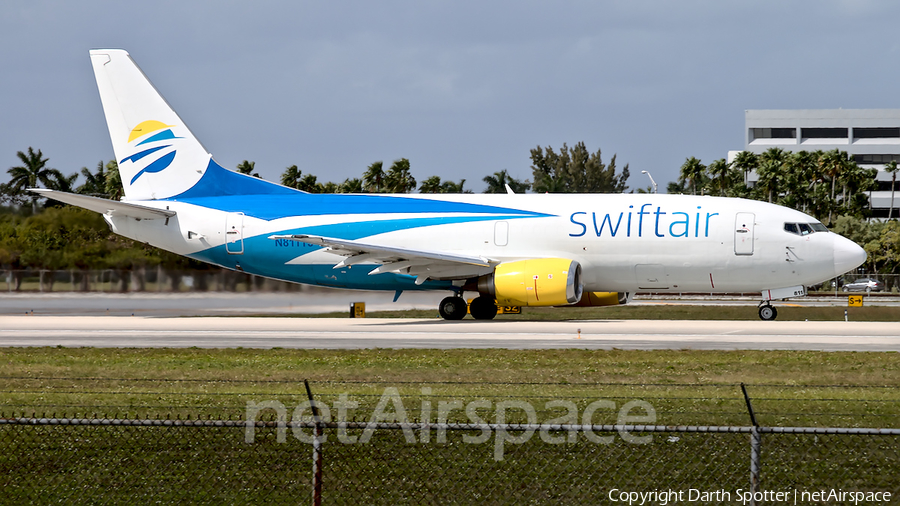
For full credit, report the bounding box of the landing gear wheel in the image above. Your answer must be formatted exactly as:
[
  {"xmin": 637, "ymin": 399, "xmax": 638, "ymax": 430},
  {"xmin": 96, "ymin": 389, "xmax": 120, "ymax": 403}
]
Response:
[
  {"xmin": 469, "ymin": 296, "xmax": 498, "ymax": 320},
  {"xmin": 439, "ymin": 296, "xmax": 468, "ymax": 320},
  {"xmin": 758, "ymin": 304, "xmax": 777, "ymax": 321}
]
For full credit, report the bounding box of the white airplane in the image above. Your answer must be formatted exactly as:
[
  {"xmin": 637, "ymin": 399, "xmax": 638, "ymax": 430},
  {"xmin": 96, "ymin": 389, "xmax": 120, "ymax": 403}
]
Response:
[{"xmin": 34, "ymin": 49, "xmax": 867, "ymax": 321}]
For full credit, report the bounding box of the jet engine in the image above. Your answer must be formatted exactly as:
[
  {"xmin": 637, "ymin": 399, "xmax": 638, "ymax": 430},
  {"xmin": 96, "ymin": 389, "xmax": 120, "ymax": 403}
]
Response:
[
  {"xmin": 475, "ymin": 258, "xmax": 583, "ymax": 306},
  {"xmin": 570, "ymin": 291, "xmax": 630, "ymax": 307}
]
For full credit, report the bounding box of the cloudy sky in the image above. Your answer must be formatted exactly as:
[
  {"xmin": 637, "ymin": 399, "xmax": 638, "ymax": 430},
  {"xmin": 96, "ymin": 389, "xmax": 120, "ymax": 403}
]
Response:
[{"xmin": 3, "ymin": 1, "xmax": 900, "ymax": 193}]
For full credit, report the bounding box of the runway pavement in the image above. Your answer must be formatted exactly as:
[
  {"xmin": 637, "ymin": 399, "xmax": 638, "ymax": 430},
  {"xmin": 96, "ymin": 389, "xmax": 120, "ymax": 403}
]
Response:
[{"xmin": 0, "ymin": 316, "xmax": 897, "ymax": 351}]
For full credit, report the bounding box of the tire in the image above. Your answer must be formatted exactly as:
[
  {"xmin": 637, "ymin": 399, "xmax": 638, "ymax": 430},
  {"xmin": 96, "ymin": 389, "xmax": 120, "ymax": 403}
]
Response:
[
  {"xmin": 438, "ymin": 296, "xmax": 467, "ymax": 320},
  {"xmin": 469, "ymin": 296, "xmax": 498, "ymax": 320},
  {"xmin": 758, "ymin": 305, "xmax": 777, "ymax": 321}
]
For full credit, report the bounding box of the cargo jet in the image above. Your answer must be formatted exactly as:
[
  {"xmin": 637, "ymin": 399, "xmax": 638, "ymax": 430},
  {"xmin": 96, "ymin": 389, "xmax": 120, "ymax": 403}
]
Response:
[{"xmin": 33, "ymin": 50, "xmax": 867, "ymax": 320}]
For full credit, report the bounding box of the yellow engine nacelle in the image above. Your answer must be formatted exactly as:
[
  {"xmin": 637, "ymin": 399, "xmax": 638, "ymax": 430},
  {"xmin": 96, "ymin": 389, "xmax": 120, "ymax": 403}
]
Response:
[
  {"xmin": 570, "ymin": 291, "xmax": 630, "ymax": 307},
  {"xmin": 477, "ymin": 258, "xmax": 583, "ymax": 306}
]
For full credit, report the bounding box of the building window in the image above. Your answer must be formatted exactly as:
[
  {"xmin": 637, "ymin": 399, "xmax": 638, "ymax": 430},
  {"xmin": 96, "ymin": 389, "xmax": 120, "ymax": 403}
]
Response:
[
  {"xmin": 750, "ymin": 128, "xmax": 796, "ymax": 140},
  {"xmin": 853, "ymin": 154, "xmax": 900, "ymax": 165},
  {"xmin": 853, "ymin": 127, "xmax": 900, "ymax": 139},
  {"xmin": 801, "ymin": 127, "xmax": 848, "ymax": 139}
]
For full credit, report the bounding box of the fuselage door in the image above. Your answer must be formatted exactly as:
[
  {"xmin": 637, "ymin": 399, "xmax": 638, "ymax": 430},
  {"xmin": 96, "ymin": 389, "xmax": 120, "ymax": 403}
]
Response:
[
  {"xmin": 225, "ymin": 212, "xmax": 244, "ymax": 255},
  {"xmin": 494, "ymin": 221, "xmax": 509, "ymax": 247},
  {"xmin": 734, "ymin": 212, "xmax": 755, "ymax": 256}
]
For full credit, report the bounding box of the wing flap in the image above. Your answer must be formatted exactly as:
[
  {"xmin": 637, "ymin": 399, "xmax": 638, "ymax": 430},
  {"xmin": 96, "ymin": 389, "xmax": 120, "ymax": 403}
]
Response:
[{"xmin": 269, "ymin": 234, "xmax": 496, "ymax": 281}]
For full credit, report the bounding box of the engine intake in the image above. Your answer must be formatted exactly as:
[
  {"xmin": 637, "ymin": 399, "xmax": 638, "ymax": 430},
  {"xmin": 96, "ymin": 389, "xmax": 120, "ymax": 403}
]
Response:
[{"xmin": 477, "ymin": 258, "xmax": 583, "ymax": 306}]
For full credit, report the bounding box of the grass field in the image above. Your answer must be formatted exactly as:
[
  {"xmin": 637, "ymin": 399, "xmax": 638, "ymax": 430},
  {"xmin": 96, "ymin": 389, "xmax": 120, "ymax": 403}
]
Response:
[
  {"xmin": 1, "ymin": 347, "xmax": 898, "ymax": 428},
  {"xmin": 2, "ymin": 339, "xmax": 899, "ymax": 502}
]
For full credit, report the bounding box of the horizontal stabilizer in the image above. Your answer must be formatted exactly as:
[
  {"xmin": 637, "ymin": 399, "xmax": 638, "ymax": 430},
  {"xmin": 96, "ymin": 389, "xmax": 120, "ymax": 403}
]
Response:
[{"xmin": 29, "ymin": 189, "xmax": 175, "ymax": 220}]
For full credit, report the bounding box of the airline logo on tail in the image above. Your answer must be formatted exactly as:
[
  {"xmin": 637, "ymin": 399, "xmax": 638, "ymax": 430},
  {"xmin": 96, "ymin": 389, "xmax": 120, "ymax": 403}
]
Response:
[{"xmin": 120, "ymin": 120, "xmax": 183, "ymax": 185}]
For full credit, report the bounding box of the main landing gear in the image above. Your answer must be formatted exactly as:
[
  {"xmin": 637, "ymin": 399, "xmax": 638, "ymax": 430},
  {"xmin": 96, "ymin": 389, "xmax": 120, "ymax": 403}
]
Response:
[
  {"xmin": 438, "ymin": 295, "xmax": 498, "ymax": 320},
  {"xmin": 758, "ymin": 302, "xmax": 777, "ymax": 321}
]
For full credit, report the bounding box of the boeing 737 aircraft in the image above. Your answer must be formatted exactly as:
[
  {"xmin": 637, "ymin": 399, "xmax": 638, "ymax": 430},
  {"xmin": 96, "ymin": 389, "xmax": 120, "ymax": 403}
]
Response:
[{"xmin": 33, "ymin": 49, "xmax": 867, "ymax": 320}]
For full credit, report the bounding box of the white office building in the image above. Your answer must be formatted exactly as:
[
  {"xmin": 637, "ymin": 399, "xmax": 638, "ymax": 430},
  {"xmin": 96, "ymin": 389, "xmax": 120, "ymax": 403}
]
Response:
[{"xmin": 730, "ymin": 109, "xmax": 900, "ymax": 218}]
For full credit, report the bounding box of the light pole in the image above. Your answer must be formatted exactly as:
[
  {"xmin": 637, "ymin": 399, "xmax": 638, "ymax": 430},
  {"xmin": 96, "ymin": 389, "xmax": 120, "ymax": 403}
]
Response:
[{"xmin": 641, "ymin": 170, "xmax": 658, "ymax": 194}]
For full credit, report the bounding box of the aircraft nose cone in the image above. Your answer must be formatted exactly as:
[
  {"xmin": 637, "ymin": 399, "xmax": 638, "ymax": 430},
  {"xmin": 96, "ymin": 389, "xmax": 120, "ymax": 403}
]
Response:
[{"xmin": 833, "ymin": 235, "xmax": 866, "ymax": 276}]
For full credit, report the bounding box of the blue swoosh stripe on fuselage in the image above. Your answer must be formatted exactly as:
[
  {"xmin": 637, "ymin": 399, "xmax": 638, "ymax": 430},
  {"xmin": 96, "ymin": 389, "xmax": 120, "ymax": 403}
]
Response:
[
  {"xmin": 188, "ymin": 215, "xmax": 524, "ymax": 290},
  {"xmin": 188, "ymin": 216, "xmax": 525, "ymax": 290},
  {"xmin": 165, "ymin": 159, "xmax": 552, "ymax": 221},
  {"xmin": 176, "ymin": 194, "xmax": 552, "ymax": 221}
]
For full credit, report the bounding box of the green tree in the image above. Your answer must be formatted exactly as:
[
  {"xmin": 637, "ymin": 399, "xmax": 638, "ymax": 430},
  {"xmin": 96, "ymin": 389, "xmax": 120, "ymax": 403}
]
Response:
[
  {"xmin": 280, "ymin": 165, "xmax": 302, "ymax": 189},
  {"xmin": 297, "ymin": 174, "xmax": 320, "ymax": 193},
  {"xmin": 730, "ymin": 151, "xmax": 758, "ymax": 187},
  {"xmin": 531, "ymin": 143, "xmax": 628, "ymax": 193},
  {"xmin": 819, "ymin": 149, "xmax": 851, "ymax": 223},
  {"xmin": 338, "ymin": 178, "xmax": 363, "ymax": 193},
  {"xmin": 236, "ymin": 160, "xmax": 260, "ymax": 178},
  {"xmin": 419, "ymin": 176, "xmax": 443, "ymax": 193},
  {"xmin": 483, "ymin": 170, "xmax": 529, "ymax": 194},
  {"xmin": 885, "ymin": 160, "xmax": 900, "ymax": 219},
  {"xmin": 384, "ymin": 158, "xmax": 416, "ymax": 193},
  {"xmin": 7, "ymin": 148, "xmax": 66, "ymax": 213},
  {"xmin": 363, "ymin": 161, "xmax": 385, "ymax": 193},
  {"xmin": 678, "ymin": 157, "xmax": 706, "ymax": 195},
  {"xmin": 105, "ymin": 161, "xmax": 123, "ymax": 200},
  {"xmin": 705, "ymin": 158, "xmax": 732, "ymax": 196},
  {"xmin": 755, "ymin": 148, "xmax": 788, "ymax": 204},
  {"xmin": 76, "ymin": 161, "xmax": 109, "ymax": 197},
  {"xmin": 441, "ymin": 178, "xmax": 472, "ymax": 193}
]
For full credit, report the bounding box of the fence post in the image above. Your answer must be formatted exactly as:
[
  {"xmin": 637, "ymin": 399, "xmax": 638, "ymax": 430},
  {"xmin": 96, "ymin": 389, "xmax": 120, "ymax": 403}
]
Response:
[
  {"xmin": 304, "ymin": 380, "xmax": 323, "ymax": 506},
  {"xmin": 741, "ymin": 383, "xmax": 761, "ymax": 505}
]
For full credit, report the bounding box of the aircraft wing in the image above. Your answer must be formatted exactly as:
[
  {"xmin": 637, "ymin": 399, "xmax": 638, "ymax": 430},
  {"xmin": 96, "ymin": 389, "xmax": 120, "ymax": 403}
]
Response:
[
  {"xmin": 29, "ymin": 189, "xmax": 176, "ymax": 220},
  {"xmin": 269, "ymin": 234, "xmax": 496, "ymax": 284}
]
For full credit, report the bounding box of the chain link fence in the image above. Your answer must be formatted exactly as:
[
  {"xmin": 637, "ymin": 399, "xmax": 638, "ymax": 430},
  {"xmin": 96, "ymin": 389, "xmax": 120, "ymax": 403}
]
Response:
[
  {"xmin": 1, "ymin": 379, "xmax": 898, "ymax": 504},
  {"xmin": 0, "ymin": 418, "xmax": 897, "ymax": 504}
]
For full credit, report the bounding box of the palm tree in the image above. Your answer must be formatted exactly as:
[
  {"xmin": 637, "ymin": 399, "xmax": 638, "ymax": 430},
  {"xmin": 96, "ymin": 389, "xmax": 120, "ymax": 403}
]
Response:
[
  {"xmin": 76, "ymin": 161, "xmax": 108, "ymax": 197},
  {"xmin": 756, "ymin": 148, "xmax": 788, "ymax": 204},
  {"xmin": 338, "ymin": 178, "xmax": 363, "ymax": 193},
  {"xmin": 297, "ymin": 174, "xmax": 320, "ymax": 193},
  {"xmin": 679, "ymin": 157, "xmax": 706, "ymax": 195},
  {"xmin": 441, "ymin": 179, "xmax": 471, "ymax": 193},
  {"xmin": 886, "ymin": 160, "xmax": 900, "ymax": 219},
  {"xmin": 706, "ymin": 158, "xmax": 731, "ymax": 196},
  {"xmin": 730, "ymin": 150, "xmax": 758, "ymax": 187},
  {"xmin": 418, "ymin": 176, "xmax": 442, "ymax": 193},
  {"xmin": 363, "ymin": 161, "xmax": 385, "ymax": 193},
  {"xmin": 280, "ymin": 165, "xmax": 302, "ymax": 189},
  {"xmin": 105, "ymin": 161, "xmax": 123, "ymax": 200},
  {"xmin": 483, "ymin": 170, "xmax": 529, "ymax": 193},
  {"xmin": 819, "ymin": 149, "xmax": 848, "ymax": 223},
  {"xmin": 236, "ymin": 160, "xmax": 260, "ymax": 178},
  {"xmin": 384, "ymin": 158, "xmax": 415, "ymax": 193},
  {"xmin": 7, "ymin": 147, "xmax": 66, "ymax": 213},
  {"xmin": 483, "ymin": 170, "xmax": 511, "ymax": 193}
]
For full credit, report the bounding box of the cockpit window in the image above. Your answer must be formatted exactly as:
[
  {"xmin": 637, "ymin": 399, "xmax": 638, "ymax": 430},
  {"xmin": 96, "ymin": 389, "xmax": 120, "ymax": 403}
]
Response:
[{"xmin": 784, "ymin": 222, "xmax": 828, "ymax": 236}]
